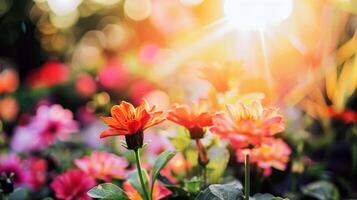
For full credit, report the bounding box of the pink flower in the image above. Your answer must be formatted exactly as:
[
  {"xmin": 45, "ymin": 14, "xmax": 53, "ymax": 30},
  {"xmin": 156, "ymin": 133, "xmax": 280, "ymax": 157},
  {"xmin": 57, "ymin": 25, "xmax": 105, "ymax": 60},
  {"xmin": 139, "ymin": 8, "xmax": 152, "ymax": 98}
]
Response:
[
  {"xmin": 75, "ymin": 74, "xmax": 97, "ymax": 98},
  {"xmin": 0, "ymin": 154, "xmax": 28, "ymax": 186},
  {"xmin": 74, "ymin": 151, "xmax": 128, "ymax": 181},
  {"xmin": 11, "ymin": 104, "xmax": 78, "ymax": 152},
  {"xmin": 98, "ymin": 58, "xmax": 128, "ymax": 90},
  {"xmin": 50, "ymin": 169, "xmax": 96, "ymax": 200},
  {"xmin": 236, "ymin": 138, "xmax": 291, "ymax": 176}
]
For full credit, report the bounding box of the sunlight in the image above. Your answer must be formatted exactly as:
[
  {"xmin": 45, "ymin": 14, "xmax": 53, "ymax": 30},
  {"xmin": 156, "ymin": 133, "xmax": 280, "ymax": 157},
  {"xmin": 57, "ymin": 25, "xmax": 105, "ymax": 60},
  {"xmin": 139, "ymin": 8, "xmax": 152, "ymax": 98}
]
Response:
[{"xmin": 223, "ymin": 0, "xmax": 293, "ymax": 31}]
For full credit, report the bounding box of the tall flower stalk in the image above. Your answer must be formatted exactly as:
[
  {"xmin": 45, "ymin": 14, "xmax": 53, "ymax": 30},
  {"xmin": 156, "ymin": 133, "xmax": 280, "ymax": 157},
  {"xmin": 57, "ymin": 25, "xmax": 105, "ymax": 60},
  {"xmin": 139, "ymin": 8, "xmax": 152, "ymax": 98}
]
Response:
[
  {"xmin": 167, "ymin": 100, "xmax": 214, "ymax": 187},
  {"xmin": 100, "ymin": 99, "xmax": 165, "ymax": 200}
]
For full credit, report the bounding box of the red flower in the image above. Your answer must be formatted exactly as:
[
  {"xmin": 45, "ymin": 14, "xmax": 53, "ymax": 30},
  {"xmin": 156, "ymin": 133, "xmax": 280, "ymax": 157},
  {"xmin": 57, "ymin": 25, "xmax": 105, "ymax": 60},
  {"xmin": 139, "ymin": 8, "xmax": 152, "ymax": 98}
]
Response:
[
  {"xmin": 167, "ymin": 99, "xmax": 214, "ymax": 139},
  {"xmin": 27, "ymin": 61, "xmax": 69, "ymax": 88},
  {"xmin": 24, "ymin": 157, "xmax": 47, "ymax": 191},
  {"xmin": 74, "ymin": 151, "xmax": 128, "ymax": 181},
  {"xmin": 50, "ymin": 169, "xmax": 96, "ymax": 200},
  {"xmin": 100, "ymin": 99, "xmax": 165, "ymax": 149}
]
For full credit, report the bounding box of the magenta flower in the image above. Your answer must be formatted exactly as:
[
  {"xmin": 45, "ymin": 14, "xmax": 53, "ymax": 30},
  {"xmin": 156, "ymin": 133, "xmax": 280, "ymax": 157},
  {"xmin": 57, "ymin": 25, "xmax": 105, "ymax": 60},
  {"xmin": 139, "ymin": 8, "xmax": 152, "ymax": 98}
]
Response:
[
  {"xmin": 75, "ymin": 151, "xmax": 128, "ymax": 181},
  {"xmin": 51, "ymin": 169, "xmax": 96, "ymax": 200},
  {"xmin": 0, "ymin": 154, "xmax": 28, "ymax": 186},
  {"xmin": 11, "ymin": 104, "xmax": 78, "ymax": 152}
]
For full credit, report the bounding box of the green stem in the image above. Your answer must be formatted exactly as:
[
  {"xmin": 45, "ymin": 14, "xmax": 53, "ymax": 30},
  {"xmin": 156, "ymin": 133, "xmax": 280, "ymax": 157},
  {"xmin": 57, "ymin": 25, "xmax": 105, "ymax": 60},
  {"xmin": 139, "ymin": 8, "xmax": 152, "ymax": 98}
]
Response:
[
  {"xmin": 134, "ymin": 149, "xmax": 150, "ymax": 200},
  {"xmin": 203, "ymin": 165, "xmax": 208, "ymax": 188},
  {"xmin": 245, "ymin": 154, "xmax": 250, "ymax": 200}
]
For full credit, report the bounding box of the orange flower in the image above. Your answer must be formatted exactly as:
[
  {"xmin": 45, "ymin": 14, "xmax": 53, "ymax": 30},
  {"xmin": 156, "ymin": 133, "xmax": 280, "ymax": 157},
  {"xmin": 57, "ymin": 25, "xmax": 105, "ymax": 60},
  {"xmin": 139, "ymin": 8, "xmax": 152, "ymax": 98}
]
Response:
[
  {"xmin": 236, "ymin": 138, "xmax": 291, "ymax": 176},
  {"xmin": 0, "ymin": 69, "xmax": 18, "ymax": 94},
  {"xmin": 167, "ymin": 99, "xmax": 214, "ymax": 139},
  {"xmin": 123, "ymin": 181, "xmax": 172, "ymax": 200},
  {"xmin": 211, "ymin": 100, "xmax": 285, "ymax": 148},
  {"xmin": 74, "ymin": 151, "xmax": 128, "ymax": 181},
  {"xmin": 199, "ymin": 61, "xmax": 243, "ymax": 93},
  {"xmin": 100, "ymin": 99, "xmax": 165, "ymax": 149}
]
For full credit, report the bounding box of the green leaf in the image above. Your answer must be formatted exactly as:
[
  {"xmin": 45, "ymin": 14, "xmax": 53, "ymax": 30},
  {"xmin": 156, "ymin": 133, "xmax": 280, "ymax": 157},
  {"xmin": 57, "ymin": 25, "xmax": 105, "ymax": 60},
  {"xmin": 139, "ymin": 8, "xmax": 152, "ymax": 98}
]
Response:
[
  {"xmin": 87, "ymin": 183, "xmax": 129, "ymax": 200},
  {"xmin": 184, "ymin": 176, "xmax": 202, "ymax": 194},
  {"xmin": 195, "ymin": 182, "xmax": 244, "ymax": 200},
  {"xmin": 207, "ymin": 146, "xmax": 230, "ymax": 183},
  {"xmin": 301, "ymin": 181, "xmax": 340, "ymax": 200},
  {"xmin": 9, "ymin": 187, "xmax": 30, "ymax": 200},
  {"xmin": 151, "ymin": 150, "xmax": 176, "ymax": 197},
  {"xmin": 128, "ymin": 169, "xmax": 150, "ymax": 199},
  {"xmin": 252, "ymin": 193, "xmax": 288, "ymax": 200}
]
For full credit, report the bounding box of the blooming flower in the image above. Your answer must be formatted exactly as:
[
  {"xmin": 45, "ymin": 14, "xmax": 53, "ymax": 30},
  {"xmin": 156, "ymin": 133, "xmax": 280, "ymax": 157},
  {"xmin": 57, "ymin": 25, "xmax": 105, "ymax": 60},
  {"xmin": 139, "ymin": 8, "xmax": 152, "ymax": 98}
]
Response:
[
  {"xmin": 75, "ymin": 73, "xmax": 97, "ymax": 98},
  {"xmin": 74, "ymin": 151, "xmax": 128, "ymax": 181},
  {"xmin": 167, "ymin": 99, "xmax": 214, "ymax": 139},
  {"xmin": 123, "ymin": 181, "xmax": 172, "ymax": 200},
  {"xmin": 100, "ymin": 99, "xmax": 165, "ymax": 150},
  {"xmin": 211, "ymin": 100, "xmax": 285, "ymax": 148},
  {"xmin": 0, "ymin": 154, "xmax": 27, "ymax": 187},
  {"xmin": 11, "ymin": 104, "xmax": 78, "ymax": 152},
  {"xmin": 236, "ymin": 138, "xmax": 291, "ymax": 176},
  {"xmin": 50, "ymin": 169, "xmax": 96, "ymax": 200}
]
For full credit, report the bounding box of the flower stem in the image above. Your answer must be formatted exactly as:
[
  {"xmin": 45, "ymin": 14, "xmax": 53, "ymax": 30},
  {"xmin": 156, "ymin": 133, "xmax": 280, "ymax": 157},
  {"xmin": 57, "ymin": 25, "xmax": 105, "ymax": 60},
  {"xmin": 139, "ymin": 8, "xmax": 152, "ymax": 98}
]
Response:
[
  {"xmin": 195, "ymin": 139, "xmax": 209, "ymax": 188},
  {"xmin": 244, "ymin": 153, "xmax": 250, "ymax": 200},
  {"xmin": 134, "ymin": 148, "xmax": 150, "ymax": 200}
]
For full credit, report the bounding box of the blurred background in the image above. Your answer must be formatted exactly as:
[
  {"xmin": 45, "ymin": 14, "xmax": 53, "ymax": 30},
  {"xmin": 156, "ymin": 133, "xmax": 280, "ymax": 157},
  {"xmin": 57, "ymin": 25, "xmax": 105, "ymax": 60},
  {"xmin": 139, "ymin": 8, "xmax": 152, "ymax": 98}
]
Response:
[{"xmin": 0, "ymin": 0, "xmax": 357, "ymax": 199}]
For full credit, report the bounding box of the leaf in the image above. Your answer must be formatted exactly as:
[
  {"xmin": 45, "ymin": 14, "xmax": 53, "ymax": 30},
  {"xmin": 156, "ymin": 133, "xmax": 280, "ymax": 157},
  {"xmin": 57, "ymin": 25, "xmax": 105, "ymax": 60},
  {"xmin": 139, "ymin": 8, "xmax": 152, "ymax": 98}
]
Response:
[
  {"xmin": 128, "ymin": 169, "xmax": 150, "ymax": 199},
  {"xmin": 9, "ymin": 187, "xmax": 30, "ymax": 200},
  {"xmin": 151, "ymin": 150, "xmax": 176, "ymax": 191},
  {"xmin": 207, "ymin": 146, "xmax": 230, "ymax": 183},
  {"xmin": 184, "ymin": 176, "xmax": 202, "ymax": 194},
  {"xmin": 252, "ymin": 193, "xmax": 288, "ymax": 200},
  {"xmin": 87, "ymin": 183, "xmax": 129, "ymax": 200},
  {"xmin": 301, "ymin": 181, "xmax": 340, "ymax": 200},
  {"xmin": 195, "ymin": 182, "xmax": 244, "ymax": 200}
]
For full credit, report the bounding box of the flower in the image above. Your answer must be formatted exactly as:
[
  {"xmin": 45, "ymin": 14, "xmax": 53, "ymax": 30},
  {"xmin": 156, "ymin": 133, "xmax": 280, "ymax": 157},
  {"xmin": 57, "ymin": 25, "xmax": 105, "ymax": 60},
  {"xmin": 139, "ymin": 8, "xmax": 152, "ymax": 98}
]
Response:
[
  {"xmin": 50, "ymin": 169, "xmax": 96, "ymax": 200},
  {"xmin": 167, "ymin": 99, "xmax": 214, "ymax": 139},
  {"xmin": 100, "ymin": 99, "xmax": 165, "ymax": 150},
  {"xmin": 123, "ymin": 181, "xmax": 172, "ymax": 200},
  {"xmin": 27, "ymin": 61, "xmax": 69, "ymax": 88},
  {"xmin": 11, "ymin": 104, "xmax": 78, "ymax": 152},
  {"xmin": 236, "ymin": 138, "xmax": 291, "ymax": 176},
  {"xmin": 75, "ymin": 151, "xmax": 128, "ymax": 181},
  {"xmin": 0, "ymin": 154, "xmax": 27, "ymax": 187},
  {"xmin": 211, "ymin": 100, "xmax": 285, "ymax": 148},
  {"xmin": 199, "ymin": 61, "xmax": 243, "ymax": 93},
  {"xmin": 75, "ymin": 73, "xmax": 97, "ymax": 98},
  {"xmin": 98, "ymin": 58, "xmax": 128, "ymax": 90},
  {"xmin": 23, "ymin": 157, "xmax": 47, "ymax": 190}
]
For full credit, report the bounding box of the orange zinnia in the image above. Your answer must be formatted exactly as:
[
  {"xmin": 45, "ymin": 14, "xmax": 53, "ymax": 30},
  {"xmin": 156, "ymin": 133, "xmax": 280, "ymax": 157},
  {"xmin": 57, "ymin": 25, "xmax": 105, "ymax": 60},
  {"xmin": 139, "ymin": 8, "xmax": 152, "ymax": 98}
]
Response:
[
  {"xmin": 211, "ymin": 100, "xmax": 285, "ymax": 148},
  {"xmin": 167, "ymin": 99, "xmax": 214, "ymax": 139},
  {"xmin": 100, "ymin": 99, "xmax": 165, "ymax": 150}
]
